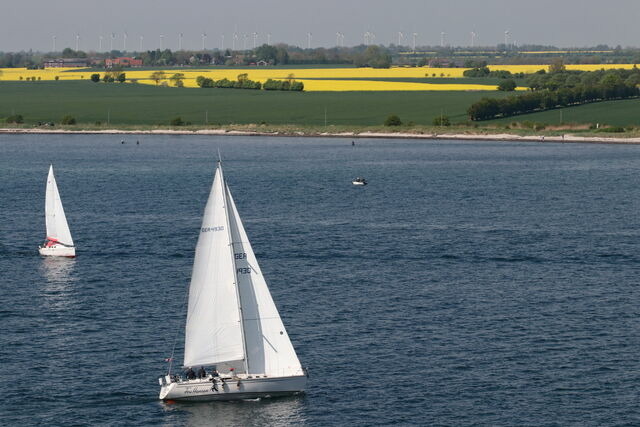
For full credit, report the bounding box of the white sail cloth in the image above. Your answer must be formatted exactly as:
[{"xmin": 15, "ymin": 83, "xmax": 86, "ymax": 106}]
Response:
[
  {"xmin": 183, "ymin": 163, "xmax": 303, "ymax": 377},
  {"xmin": 226, "ymin": 187, "xmax": 303, "ymax": 377},
  {"xmin": 45, "ymin": 165, "xmax": 74, "ymax": 246},
  {"xmin": 184, "ymin": 166, "xmax": 244, "ymax": 368}
]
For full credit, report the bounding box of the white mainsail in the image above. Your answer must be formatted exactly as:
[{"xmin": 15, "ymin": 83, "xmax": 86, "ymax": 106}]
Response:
[
  {"xmin": 45, "ymin": 165, "xmax": 74, "ymax": 247},
  {"xmin": 226, "ymin": 185, "xmax": 304, "ymax": 377},
  {"xmin": 184, "ymin": 166, "xmax": 245, "ymax": 368}
]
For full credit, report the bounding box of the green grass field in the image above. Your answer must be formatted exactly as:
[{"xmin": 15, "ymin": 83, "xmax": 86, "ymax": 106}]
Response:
[
  {"xmin": 0, "ymin": 81, "xmax": 508, "ymax": 126},
  {"xmin": 487, "ymin": 98, "xmax": 640, "ymax": 126},
  {"xmin": 3, "ymin": 81, "xmax": 636, "ymax": 129}
]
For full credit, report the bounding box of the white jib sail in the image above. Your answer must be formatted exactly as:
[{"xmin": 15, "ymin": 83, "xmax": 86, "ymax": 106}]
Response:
[
  {"xmin": 183, "ymin": 165, "xmax": 245, "ymax": 368},
  {"xmin": 45, "ymin": 165, "xmax": 74, "ymax": 246},
  {"xmin": 225, "ymin": 184, "xmax": 304, "ymax": 377}
]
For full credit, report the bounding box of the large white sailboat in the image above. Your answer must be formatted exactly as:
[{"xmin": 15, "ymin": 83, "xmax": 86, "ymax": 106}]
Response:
[
  {"xmin": 159, "ymin": 161, "xmax": 307, "ymax": 401},
  {"xmin": 39, "ymin": 165, "xmax": 76, "ymax": 258}
]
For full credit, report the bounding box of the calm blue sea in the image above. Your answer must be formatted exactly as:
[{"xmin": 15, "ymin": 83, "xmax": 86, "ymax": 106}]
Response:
[{"xmin": 0, "ymin": 134, "xmax": 639, "ymax": 426}]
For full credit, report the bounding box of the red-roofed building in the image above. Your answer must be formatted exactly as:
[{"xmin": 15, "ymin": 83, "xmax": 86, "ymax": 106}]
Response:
[{"xmin": 105, "ymin": 57, "xmax": 143, "ymax": 68}]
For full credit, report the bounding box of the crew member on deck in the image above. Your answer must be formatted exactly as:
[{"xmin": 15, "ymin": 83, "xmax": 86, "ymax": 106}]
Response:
[
  {"xmin": 197, "ymin": 366, "xmax": 206, "ymax": 378},
  {"xmin": 186, "ymin": 367, "xmax": 196, "ymax": 380}
]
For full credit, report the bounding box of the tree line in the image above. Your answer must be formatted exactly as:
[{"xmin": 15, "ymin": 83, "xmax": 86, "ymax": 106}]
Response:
[
  {"xmin": 468, "ymin": 66, "xmax": 640, "ymax": 121},
  {"xmin": 196, "ymin": 73, "xmax": 262, "ymax": 89},
  {"xmin": 463, "ymin": 65, "xmax": 525, "ymax": 79},
  {"xmin": 196, "ymin": 73, "xmax": 304, "ymax": 91}
]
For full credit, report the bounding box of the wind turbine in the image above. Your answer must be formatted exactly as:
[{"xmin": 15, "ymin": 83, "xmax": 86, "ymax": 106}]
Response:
[
  {"xmin": 398, "ymin": 31, "xmax": 404, "ymax": 46},
  {"xmin": 99, "ymin": 35, "xmax": 103, "ymax": 51},
  {"xmin": 504, "ymin": 30, "xmax": 510, "ymax": 47},
  {"xmin": 52, "ymin": 35, "xmax": 56, "ymax": 52},
  {"xmin": 252, "ymin": 32, "xmax": 258, "ymax": 49},
  {"xmin": 336, "ymin": 31, "xmax": 341, "ymax": 47},
  {"xmin": 220, "ymin": 34, "xmax": 225, "ymax": 50},
  {"xmin": 364, "ymin": 31, "xmax": 370, "ymax": 45},
  {"xmin": 201, "ymin": 32, "xmax": 207, "ymax": 50},
  {"xmin": 232, "ymin": 32, "xmax": 238, "ymax": 50},
  {"xmin": 110, "ymin": 33, "xmax": 115, "ymax": 51},
  {"xmin": 440, "ymin": 31, "xmax": 446, "ymax": 47},
  {"xmin": 123, "ymin": 32, "xmax": 128, "ymax": 51},
  {"xmin": 139, "ymin": 35, "xmax": 144, "ymax": 51},
  {"xmin": 243, "ymin": 33, "xmax": 248, "ymax": 50},
  {"xmin": 412, "ymin": 32, "xmax": 417, "ymax": 51},
  {"xmin": 307, "ymin": 32, "xmax": 312, "ymax": 49},
  {"xmin": 470, "ymin": 31, "xmax": 477, "ymax": 47},
  {"xmin": 178, "ymin": 33, "xmax": 183, "ymax": 50},
  {"xmin": 75, "ymin": 33, "xmax": 80, "ymax": 51},
  {"xmin": 160, "ymin": 34, "xmax": 164, "ymax": 50},
  {"xmin": 267, "ymin": 33, "xmax": 271, "ymax": 45},
  {"xmin": 370, "ymin": 32, "xmax": 376, "ymax": 44}
]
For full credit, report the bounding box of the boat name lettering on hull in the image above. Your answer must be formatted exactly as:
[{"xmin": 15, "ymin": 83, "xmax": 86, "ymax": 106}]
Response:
[
  {"xmin": 201, "ymin": 226, "xmax": 225, "ymax": 233},
  {"xmin": 235, "ymin": 252, "xmax": 247, "ymax": 259},
  {"xmin": 237, "ymin": 267, "xmax": 252, "ymax": 274},
  {"xmin": 184, "ymin": 386, "xmax": 212, "ymax": 394}
]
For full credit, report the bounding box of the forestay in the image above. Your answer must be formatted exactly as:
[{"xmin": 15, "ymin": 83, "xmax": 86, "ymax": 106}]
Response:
[
  {"xmin": 45, "ymin": 165, "xmax": 74, "ymax": 246},
  {"xmin": 183, "ymin": 166, "xmax": 245, "ymax": 368}
]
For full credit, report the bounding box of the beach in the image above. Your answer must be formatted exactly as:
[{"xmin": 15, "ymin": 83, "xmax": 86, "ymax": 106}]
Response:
[{"xmin": 2, "ymin": 126, "xmax": 640, "ymax": 145}]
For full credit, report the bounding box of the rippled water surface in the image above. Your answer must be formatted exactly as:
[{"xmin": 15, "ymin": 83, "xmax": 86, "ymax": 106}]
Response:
[{"xmin": 1, "ymin": 134, "xmax": 639, "ymax": 426}]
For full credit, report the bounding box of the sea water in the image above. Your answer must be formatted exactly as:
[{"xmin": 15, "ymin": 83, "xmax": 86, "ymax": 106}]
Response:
[{"xmin": 0, "ymin": 134, "xmax": 639, "ymax": 426}]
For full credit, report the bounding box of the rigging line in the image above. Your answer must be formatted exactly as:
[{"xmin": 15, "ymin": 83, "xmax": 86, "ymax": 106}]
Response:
[{"xmin": 166, "ymin": 279, "xmax": 191, "ymax": 375}]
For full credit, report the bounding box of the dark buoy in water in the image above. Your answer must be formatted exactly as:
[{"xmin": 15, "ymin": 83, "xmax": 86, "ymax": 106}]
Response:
[
  {"xmin": 121, "ymin": 140, "xmax": 125, "ymax": 144},
  {"xmin": 352, "ymin": 140, "xmax": 355, "ymax": 146},
  {"xmin": 136, "ymin": 140, "xmax": 139, "ymax": 145}
]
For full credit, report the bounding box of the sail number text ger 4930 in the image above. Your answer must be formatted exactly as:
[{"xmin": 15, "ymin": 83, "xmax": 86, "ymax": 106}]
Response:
[{"xmin": 201, "ymin": 226, "xmax": 225, "ymax": 233}]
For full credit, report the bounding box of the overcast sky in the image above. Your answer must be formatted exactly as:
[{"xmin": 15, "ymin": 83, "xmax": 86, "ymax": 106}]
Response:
[{"xmin": 2, "ymin": 0, "xmax": 640, "ymax": 52}]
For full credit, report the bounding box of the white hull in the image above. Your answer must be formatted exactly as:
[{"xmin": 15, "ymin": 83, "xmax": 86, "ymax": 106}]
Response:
[
  {"xmin": 352, "ymin": 181, "xmax": 366, "ymax": 186},
  {"xmin": 159, "ymin": 374, "xmax": 306, "ymax": 401},
  {"xmin": 39, "ymin": 245, "xmax": 76, "ymax": 257}
]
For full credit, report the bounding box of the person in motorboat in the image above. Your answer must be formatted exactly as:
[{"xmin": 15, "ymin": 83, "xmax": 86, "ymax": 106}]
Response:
[{"xmin": 352, "ymin": 177, "xmax": 367, "ymax": 185}]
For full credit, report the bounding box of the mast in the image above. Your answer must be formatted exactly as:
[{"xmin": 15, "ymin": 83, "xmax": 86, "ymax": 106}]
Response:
[{"xmin": 219, "ymin": 161, "xmax": 250, "ymax": 375}]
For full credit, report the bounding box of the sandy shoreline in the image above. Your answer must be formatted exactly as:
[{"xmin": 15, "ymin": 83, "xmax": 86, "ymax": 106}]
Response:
[{"xmin": 2, "ymin": 127, "xmax": 640, "ymax": 145}]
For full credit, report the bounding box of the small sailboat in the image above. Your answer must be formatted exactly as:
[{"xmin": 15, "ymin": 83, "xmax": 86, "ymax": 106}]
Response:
[
  {"xmin": 39, "ymin": 165, "xmax": 76, "ymax": 258},
  {"xmin": 159, "ymin": 161, "xmax": 307, "ymax": 401},
  {"xmin": 352, "ymin": 177, "xmax": 367, "ymax": 186}
]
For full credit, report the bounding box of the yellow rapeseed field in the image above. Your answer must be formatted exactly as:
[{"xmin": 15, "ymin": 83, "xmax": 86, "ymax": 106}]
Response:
[{"xmin": 1, "ymin": 64, "xmax": 637, "ymax": 91}]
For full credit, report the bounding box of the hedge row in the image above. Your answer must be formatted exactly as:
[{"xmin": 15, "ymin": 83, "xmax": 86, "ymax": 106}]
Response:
[
  {"xmin": 196, "ymin": 76, "xmax": 261, "ymax": 89},
  {"xmin": 468, "ymin": 83, "xmax": 640, "ymax": 121},
  {"xmin": 262, "ymin": 79, "xmax": 304, "ymax": 91}
]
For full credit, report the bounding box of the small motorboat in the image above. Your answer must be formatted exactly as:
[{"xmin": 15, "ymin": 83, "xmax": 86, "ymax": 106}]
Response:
[{"xmin": 352, "ymin": 177, "xmax": 367, "ymax": 186}]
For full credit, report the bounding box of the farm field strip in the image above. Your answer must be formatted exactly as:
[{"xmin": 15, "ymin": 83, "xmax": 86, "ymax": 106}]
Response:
[
  {"xmin": 0, "ymin": 81, "xmax": 512, "ymax": 125},
  {"xmin": 1, "ymin": 64, "xmax": 637, "ymax": 92}
]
